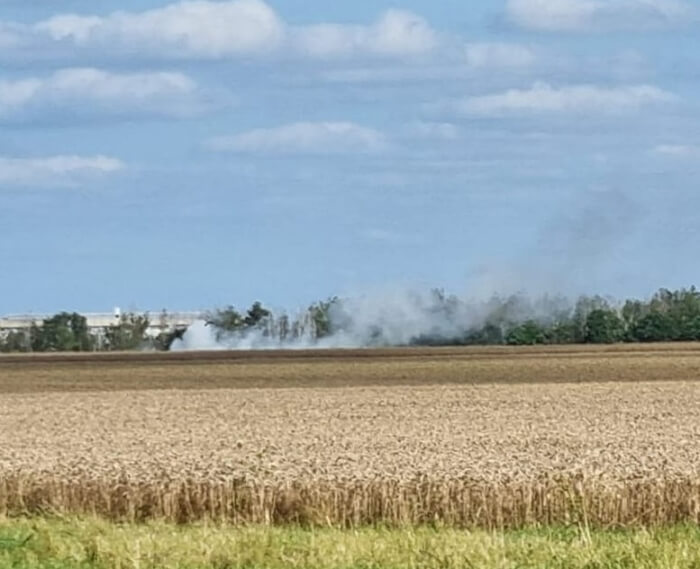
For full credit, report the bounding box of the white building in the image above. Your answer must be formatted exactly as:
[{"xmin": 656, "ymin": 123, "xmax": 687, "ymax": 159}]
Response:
[{"xmin": 0, "ymin": 308, "xmax": 202, "ymax": 340}]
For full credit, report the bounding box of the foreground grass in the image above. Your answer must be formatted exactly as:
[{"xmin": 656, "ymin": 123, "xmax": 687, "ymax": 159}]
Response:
[{"xmin": 1, "ymin": 519, "xmax": 700, "ymax": 569}]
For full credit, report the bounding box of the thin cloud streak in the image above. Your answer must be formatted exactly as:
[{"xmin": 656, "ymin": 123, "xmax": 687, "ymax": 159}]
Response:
[
  {"xmin": 449, "ymin": 82, "xmax": 677, "ymax": 116},
  {"xmin": 207, "ymin": 122, "xmax": 388, "ymax": 154},
  {"xmin": 506, "ymin": 0, "xmax": 695, "ymax": 32},
  {"xmin": 0, "ymin": 155, "xmax": 124, "ymax": 187},
  {"xmin": 464, "ymin": 42, "xmax": 536, "ymax": 68},
  {"xmin": 654, "ymin": 144, "xmax": 700, "ymax": 157}
]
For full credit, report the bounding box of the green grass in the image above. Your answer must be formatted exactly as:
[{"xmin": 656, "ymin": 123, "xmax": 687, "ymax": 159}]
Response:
[{"xmin": 1, "ymin": 518, "xmax": 700, "ymax": 569}]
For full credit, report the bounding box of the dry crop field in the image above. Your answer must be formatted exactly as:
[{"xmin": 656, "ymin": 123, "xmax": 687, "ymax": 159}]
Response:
[{"xmin": 2, "ymin": 344, "xmax": 700, "ymax": 528}]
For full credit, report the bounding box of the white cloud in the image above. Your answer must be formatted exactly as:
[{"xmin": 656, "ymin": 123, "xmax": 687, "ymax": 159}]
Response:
[
  {"xmin": 506, "ymin": 0, "xmax": 693, "ymax": 32},
  {"xmin": 0, "ymin": 155, "xmax": 124, "ymax": 186},
  {"xmin": 36, "ymin": 0, "xmax": 285, "ymax": 58},
  {"xmin": 0, "ymin": 68, "xmax": 201, "ymax": 120},
  {"xmin": 453, "ymin": 82, "xmax": 677, "ymax": 116},
  {"xmin": 654, "ymin": 144, "xmax": 700, "ymax": 157},
  {"xmin": 208, "ymin": 122, "xmax": 387, "ymax": 154},
  {"xmin": 295, "ymin": 10, "xmax": 437, "ymax": 58},
  {"xmin": 27, "ymin": 1, "xmax": 436, "ymax": 61},
  {"xmin": 465, "ymin": 43, "xmax": 536, "ymax": 68},
  {"xmin": 0, "ymin": 78, "xmax": 40, "ymax": 110}
]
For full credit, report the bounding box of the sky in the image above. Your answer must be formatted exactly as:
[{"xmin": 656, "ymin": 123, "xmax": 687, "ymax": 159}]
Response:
[{"xmin": 1, "ymin": 0, "xmax": 699, "ymax": 314}]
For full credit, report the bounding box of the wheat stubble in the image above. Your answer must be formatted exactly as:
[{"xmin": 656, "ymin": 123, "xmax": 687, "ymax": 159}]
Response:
[{"xmin": 2, "ymin": 359, "xmax": 700, "ymax": 527}]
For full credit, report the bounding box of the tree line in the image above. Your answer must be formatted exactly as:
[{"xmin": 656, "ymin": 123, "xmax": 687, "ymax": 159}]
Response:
[
  {"xmin": 413, "ymin": 287, "xmax": 700, "ymax": 346},
  {"xmin": 3, "ymin": 287, "xmax": 700, "ymax": 352},
  {"xmin": 0, "ymin": 312, "xmax": 177, "ymax": 353}
]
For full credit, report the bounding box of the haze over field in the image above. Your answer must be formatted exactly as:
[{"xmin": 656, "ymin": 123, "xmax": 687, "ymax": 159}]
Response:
[{"xmin": 1, "ymin": 0, "xmax": 699, "ymax": 315}]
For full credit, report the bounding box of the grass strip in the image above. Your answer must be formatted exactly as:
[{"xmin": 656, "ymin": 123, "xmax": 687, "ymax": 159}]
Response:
[{"xmin": 1, "ymin": 517, "xmax": 700, "ymax": 569}]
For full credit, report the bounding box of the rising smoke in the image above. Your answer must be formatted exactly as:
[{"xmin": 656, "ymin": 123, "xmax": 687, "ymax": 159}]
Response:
[
  {"xmin": 171, "ymin": 188, "xmax": 644, "ymax": 352},
  {"xmin": 170, "ymin": 288, "xmax": 577, "ymax": 351}
]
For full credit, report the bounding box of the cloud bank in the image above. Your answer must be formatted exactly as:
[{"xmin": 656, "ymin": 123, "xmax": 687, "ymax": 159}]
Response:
[{"xmin": 12, "ymin": 1, "xmax": 438, "ymax": 61}]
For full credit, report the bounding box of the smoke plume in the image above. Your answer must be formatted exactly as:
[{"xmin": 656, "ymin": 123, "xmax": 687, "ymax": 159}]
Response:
[{"xmin": 170, "ymin": 288, "xmax": 579, "ymax": 351}]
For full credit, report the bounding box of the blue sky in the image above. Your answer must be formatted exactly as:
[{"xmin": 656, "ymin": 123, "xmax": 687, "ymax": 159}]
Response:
[{"xmin": 1, "ymin": 0, "xmax": 699, "ymax": 314}]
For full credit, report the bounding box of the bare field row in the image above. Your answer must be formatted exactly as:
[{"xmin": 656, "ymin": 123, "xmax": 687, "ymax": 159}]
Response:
[
  {"xmin": 3, "ymin": 344, "xmax": 700, "ymax": 393},
  {"xmin": 5, "ymin": 342, "xmax": 700, "ymax": 363},
  {"xmin": 2, "ymin": 358, "xmax": 700, "ymax": 526}
]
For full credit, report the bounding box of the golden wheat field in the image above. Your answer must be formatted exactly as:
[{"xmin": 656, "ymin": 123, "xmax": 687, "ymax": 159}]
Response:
[{"xmin": 2, "ymin": 345, "xmax": 700, "ymax": 528}]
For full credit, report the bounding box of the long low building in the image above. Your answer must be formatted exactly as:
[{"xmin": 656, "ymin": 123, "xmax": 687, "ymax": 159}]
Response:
[{"xmin": 0, "ymin": 309, "xmax": 202, "ymax": 339}]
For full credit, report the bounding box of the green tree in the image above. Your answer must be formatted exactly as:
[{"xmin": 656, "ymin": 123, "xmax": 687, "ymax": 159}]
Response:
[
  {"xmin": 631, "ymin": 312, "xmax": 675, "ymax": 342},
  {"xmin": 546, "ymin": 320, "xmax": 578, "ymax": 344},
  {"xmin": 104, "ymin": 313, "xmax": 150, "ymax": 351},
  {"xmin": 0, "ymin": 331, "xmax": 30, "ymax": 353},
  {"xmin": 244, "ymin": 302, "xmax": 272, "ymax": 327},
  {"xmin": 31, "ymin": 312, "xmax": 93, "ymax": 351},
  {"xmin": 206, "ymin": 306, "xmax": 245, "ymax": 341},
  {"xmin": 664, "ymin": 287, "xmax": 700, "ymax": 340},
  {"xmin": 466, "ymin": 322, "xmax": 504, "ymax": 345},
  {"xmin": 154, "ymin": 328, "xmax": 187, "ymax": 351},
  {"xmin": 308, "ymin": 298, "xmax": 339, "ymax": 339},
  {"xmin": 621, "ymin": 300, "xmax": 646, "ymax": 341},
  {"xmin": 584, "ymin": 309, "xmax": 624, "ymax": 344},
  {"xmin": 506, "ymin": 320, "xmax": 547, "ymax": 345},
  {"xmin": 573, "ymin": 296, "xmax": 613, "ymax": 343}
]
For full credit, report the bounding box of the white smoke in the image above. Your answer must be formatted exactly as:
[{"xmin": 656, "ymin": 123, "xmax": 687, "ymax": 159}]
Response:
[
  {"xmin": 322, "ymin": 289, "xmax": 476, "ymax": 346},
  {"xmin": 169, "ymin": 320, "xmax": 223, "ymax": 351},
  {"xmin": 170, "ymin": 288, "xmax": 576, "ymax": 351},
  {"xmin": 171, "ymin": 306, "xmax": 320, "ymax": 351}
]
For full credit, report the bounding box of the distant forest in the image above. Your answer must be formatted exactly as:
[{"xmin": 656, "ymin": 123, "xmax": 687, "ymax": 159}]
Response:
[{"xmin": 3, "ymin": 287, "xmax": 700, "ymax": 352}]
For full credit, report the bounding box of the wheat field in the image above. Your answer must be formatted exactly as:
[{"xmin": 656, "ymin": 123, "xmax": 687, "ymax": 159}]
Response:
[{"xmin": 2, "ymin": 346, "xmax": 700, "ymax": 528}]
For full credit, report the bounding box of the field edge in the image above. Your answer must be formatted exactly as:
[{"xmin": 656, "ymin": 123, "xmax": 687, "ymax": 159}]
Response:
[{"xmin": 2, "ymin": 517, "xmax": 700, "ymax": 569}]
